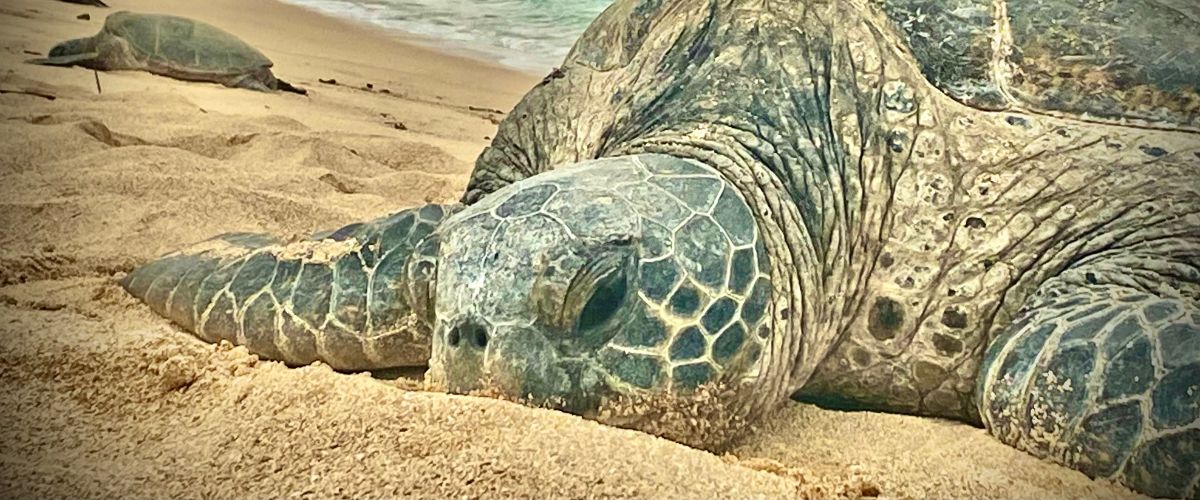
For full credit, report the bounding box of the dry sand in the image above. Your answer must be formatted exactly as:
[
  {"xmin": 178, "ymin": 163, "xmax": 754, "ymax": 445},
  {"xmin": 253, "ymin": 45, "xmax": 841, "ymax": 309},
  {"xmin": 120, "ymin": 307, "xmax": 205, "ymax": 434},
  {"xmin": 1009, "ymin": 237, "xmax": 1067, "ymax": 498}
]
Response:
[{"xmin": 0, "ymin": 1, "xmax": 1148, "ymax": 498}]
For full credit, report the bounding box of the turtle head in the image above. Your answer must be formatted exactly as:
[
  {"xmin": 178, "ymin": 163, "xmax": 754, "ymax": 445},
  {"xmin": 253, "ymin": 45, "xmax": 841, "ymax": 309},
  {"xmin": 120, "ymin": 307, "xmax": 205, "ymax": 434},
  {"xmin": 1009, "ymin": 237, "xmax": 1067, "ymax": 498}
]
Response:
[
  {"xmin": 48, "ymin": 37, "xmax": 97, "ymax": 59},
  {"xmin": 423, "ymin": 154, "xmax": 774, "ymax": 442},
  {"xmin": 28, "ymin": 36, "xmax": 102, "ymax": 67}
]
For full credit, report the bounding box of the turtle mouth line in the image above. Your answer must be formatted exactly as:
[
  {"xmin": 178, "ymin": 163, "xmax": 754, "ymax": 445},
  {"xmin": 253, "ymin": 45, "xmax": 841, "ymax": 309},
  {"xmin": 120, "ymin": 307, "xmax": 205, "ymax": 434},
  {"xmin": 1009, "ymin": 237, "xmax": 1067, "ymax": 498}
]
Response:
[{"xmin": 484, "ymin": 355, "xmax": 614, "ymax": 416}]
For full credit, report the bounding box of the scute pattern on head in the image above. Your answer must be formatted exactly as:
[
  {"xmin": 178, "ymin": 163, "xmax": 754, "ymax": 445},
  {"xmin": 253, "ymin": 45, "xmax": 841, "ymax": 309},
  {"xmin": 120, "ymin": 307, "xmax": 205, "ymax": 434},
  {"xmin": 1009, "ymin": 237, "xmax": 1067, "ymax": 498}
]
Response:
[
  {"xmin": 607, "ymin": 158, "xmax": 772, "ymax": 393},
  {"xmin": 427, "ymin": 154, "xmax": 772, "ymax": 422}
]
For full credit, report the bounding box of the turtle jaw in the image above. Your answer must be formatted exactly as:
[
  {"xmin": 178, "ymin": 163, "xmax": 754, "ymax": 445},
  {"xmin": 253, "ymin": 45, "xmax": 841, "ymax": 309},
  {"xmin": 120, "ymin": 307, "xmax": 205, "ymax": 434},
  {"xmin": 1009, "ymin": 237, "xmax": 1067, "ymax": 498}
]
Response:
[{"xmin": 437, "ymin": 319, "xmax": 616, "ymax": 416}]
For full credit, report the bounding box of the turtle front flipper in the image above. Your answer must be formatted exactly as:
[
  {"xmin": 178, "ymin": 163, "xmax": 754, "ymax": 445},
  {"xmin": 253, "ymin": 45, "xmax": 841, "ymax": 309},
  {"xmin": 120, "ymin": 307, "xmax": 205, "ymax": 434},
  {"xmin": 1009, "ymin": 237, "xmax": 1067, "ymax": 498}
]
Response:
[
  {"xmin": 978, "ymin": 253, "xmax": 1199, "ymax": 498},
  {"xmin": 122, "ymin": 204, "xmax": 460, "ymax": 371}
]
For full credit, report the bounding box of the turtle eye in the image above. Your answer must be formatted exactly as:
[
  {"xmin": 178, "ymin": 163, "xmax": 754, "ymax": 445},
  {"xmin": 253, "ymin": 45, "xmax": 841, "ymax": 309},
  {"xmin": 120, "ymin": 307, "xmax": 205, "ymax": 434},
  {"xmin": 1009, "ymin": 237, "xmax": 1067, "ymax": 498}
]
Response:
[
  {"xmin": 532, "ymin": 236, "xmax": 637, "ymax": 338},
  {"xmin": 406, "ymin": 235, "xmax": 441, "ymax": 326},
  {"xmin": 564, "ymin": 243, "xmax": 635, "ymax": 338},
  {"xmin": 410, "ymin": 260, "xmax": 437, "ymax": 322},
  {"xmin": 575, "ymin": 267, "xmax": 628, "ymax": 333}
]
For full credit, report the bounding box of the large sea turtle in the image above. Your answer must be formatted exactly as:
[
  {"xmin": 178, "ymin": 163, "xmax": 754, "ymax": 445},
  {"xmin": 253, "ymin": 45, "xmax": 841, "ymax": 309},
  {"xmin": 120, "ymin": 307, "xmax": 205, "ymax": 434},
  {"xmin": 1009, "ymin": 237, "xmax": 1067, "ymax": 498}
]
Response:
[
  {"xmin": 121, "ymin": 0, "xmax": 1199, "ymax": 497},
  {"xmin": 28, "ymin": 11, "xmax": 305, "ymax": 94}
]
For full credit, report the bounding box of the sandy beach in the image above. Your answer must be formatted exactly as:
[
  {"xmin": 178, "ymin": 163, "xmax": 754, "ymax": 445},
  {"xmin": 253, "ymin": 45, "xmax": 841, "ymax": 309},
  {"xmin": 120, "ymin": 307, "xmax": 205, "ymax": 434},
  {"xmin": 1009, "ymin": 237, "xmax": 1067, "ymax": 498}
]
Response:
[{"xmin": 0, "ymin": 1, "xmax": 1149, "ymax": 498}]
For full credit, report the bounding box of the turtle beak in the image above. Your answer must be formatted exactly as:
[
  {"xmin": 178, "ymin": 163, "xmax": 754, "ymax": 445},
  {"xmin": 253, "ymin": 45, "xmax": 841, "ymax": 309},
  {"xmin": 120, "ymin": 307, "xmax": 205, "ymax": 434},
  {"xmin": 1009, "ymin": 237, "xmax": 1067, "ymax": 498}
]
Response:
[{"xmin": 439, "ymin": 318, "xmax": 610, "ymax": 415}]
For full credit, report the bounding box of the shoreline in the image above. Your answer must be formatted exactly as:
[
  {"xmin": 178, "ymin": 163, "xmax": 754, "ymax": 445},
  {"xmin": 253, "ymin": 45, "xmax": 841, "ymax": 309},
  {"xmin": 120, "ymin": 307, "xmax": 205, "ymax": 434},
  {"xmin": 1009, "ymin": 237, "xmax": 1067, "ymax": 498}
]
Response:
[
  {"xmin": 276, "ymin": 0, "xmax": 577, "ymax": 75},
  {"xmin": 103, "ymin": 0, "xmax": 545, "ymax": 109},
  {"xmin": 5, "ymin": 0, "xmax": 542, "ymax": 164}
]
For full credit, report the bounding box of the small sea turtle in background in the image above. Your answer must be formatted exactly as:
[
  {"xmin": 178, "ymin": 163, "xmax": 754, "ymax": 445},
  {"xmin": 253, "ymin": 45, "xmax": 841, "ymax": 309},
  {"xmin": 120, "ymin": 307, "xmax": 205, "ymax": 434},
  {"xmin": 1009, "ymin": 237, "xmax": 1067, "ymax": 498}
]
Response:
[
  {"xmin": 28, "ymin": 11, "xmax": 305, "ymax": 94},
  {"xmin": 123, "ymin": 0, "xmax": 1198, "ymax": 497}
]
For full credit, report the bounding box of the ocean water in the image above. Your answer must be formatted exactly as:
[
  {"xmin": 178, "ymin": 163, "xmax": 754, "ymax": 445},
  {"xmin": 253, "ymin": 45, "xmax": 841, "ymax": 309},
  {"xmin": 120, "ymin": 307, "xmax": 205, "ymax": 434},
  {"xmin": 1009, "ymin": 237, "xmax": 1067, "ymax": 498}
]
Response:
[{"xmin": 282, "ymin": 0, "xmax": 614, "ymax": 72}]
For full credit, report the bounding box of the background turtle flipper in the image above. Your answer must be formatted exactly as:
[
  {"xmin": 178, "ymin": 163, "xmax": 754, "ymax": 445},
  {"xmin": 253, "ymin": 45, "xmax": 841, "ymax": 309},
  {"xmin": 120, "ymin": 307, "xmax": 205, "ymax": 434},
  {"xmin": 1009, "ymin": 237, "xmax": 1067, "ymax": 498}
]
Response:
[
  {"xmin": 978, "ymin": 255, "xmax": 1199, "ymax": 499},
  {"xmin": 26, "ymin": 52, "xmax": 100, "ymax": 67},
  {"xmin": 228, "ymin": 75, "xmax": 273, "ymax": 93},
  {"xmin": 274, "ymin": 78, "xmax": 307, "ymax": 95},
  {"xmin": 122, "ymin": 204, "xmax": 460, "ymax": 371}
]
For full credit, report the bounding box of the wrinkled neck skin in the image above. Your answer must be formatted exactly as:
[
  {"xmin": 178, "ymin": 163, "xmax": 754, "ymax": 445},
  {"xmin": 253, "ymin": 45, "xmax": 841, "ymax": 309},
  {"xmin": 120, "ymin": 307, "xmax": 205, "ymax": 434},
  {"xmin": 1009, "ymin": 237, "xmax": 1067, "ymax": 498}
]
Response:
[
  {"xmin": 469, "ymin": 0, "xmax": 915, "ymax": 421},
  {"xmin": 470, "ymin": 0, "xmax": 1200, "ymax": 428}
]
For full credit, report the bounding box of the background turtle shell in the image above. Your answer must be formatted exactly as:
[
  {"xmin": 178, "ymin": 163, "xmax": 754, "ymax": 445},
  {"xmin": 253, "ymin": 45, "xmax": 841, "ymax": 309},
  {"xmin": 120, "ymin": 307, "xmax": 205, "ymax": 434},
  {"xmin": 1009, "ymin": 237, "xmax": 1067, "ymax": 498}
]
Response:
[
  {"xmin": 878, "ymin": 0, "xmax": 1200, "ymax": 128},
  {"xmin": 104, "ymin": 11, "xmax": 273, "ymax": 76}
]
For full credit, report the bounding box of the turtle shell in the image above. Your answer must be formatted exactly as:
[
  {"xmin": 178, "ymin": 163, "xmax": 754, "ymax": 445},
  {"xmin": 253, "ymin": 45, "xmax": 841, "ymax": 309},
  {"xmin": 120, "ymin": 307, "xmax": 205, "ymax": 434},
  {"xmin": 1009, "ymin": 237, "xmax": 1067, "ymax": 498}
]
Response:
[
  {"xmin": 879, "ymin": 0, "xmax": 1200, "ymax": 128},
  {"xmin": 103, "ymin": 11, "xmax": 273, "ymax": 76}
]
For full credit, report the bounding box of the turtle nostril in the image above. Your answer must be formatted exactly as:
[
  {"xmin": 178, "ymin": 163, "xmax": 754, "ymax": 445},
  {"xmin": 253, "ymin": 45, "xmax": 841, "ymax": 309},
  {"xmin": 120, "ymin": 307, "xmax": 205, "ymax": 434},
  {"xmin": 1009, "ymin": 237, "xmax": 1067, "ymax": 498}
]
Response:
[
  {"xmin": 447, "ymin": 321, "xmax": 488, "ymax": 350},
  {"xmin": 468, "ymin": 324, "xmax": 489, "ymax": 349}
]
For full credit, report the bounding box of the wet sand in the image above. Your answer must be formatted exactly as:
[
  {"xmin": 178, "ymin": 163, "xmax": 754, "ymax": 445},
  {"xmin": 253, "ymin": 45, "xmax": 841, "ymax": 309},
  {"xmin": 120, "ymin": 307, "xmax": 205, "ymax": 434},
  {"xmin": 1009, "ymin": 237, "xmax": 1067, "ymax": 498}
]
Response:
[{"xmin": 0, "ymin": 0, "xmax": 1145, "ymax": 498}]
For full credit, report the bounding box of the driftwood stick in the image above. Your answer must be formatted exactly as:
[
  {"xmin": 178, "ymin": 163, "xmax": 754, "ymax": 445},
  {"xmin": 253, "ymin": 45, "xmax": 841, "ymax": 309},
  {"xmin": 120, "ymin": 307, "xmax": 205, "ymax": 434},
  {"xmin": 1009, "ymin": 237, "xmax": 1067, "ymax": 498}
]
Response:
[
  {"xmin": 94, "ymin": 70, "xmax": 102, "ymax": 94},
  {"xmin": 0, "ymin": 89, "xmax": 57, "ymax": 100}
]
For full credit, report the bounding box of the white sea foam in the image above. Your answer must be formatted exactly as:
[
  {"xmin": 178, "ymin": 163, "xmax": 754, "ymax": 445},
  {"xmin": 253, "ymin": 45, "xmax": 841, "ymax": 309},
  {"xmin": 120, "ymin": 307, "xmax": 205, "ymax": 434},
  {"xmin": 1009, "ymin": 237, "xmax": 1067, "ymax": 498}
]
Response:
[{"xmin": 282, "ymin": 0, "xmax": 613, "ymax": 72}]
